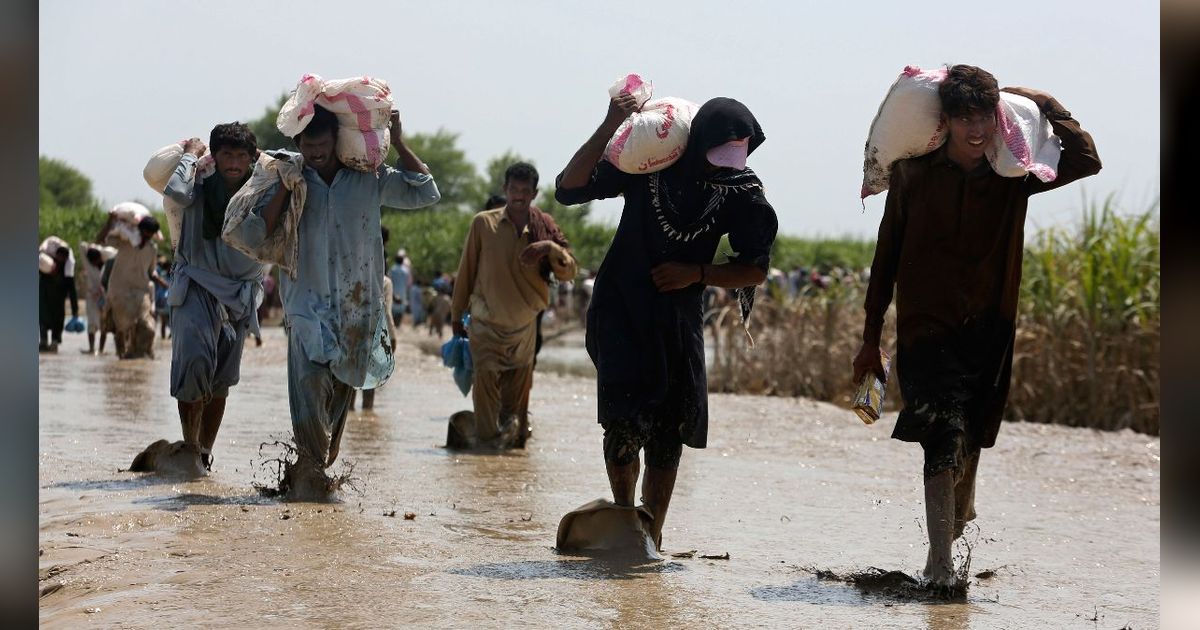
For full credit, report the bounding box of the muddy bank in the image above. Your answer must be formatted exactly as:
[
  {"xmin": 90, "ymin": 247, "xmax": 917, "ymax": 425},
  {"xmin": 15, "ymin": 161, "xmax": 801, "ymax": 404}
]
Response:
[{"xmin": 39, "ymin": 326, "xmax": 1160, "ymax": 627}]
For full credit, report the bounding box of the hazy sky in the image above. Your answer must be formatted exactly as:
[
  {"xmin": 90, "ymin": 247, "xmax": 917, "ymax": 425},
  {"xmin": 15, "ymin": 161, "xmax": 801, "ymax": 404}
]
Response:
[{"xmin": 39, "ymin": 0, "xmax": 1158, "ymax": 239}]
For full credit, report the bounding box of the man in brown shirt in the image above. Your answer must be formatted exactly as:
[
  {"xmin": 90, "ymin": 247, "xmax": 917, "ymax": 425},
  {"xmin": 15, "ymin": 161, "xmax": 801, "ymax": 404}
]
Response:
[
  {"xmin": 852, "ymin": 65, "xmax": 1102, "ymax": 586},
  {"xmin": 449, "ymin": 162, "xmax": 577, "ymax": 448}
]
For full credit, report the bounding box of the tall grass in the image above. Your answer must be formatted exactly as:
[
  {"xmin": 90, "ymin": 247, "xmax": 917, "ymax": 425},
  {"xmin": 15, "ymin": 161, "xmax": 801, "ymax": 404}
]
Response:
[{"xmin": 709, "ymin": 197, "xmax": 1160, "ymax": 435}]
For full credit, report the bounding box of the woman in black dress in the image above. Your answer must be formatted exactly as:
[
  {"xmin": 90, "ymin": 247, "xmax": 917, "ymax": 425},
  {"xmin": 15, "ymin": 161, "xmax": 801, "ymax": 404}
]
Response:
[{"xmin": 555, "ymin": 94, "xmax": 778, "ymax": 550}]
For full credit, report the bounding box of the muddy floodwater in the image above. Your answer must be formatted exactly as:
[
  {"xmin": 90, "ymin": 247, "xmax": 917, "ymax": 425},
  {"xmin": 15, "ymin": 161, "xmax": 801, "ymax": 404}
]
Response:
[{"xmin": 39, "ymin": 327, "xmax": 1159, "ymax": 628}]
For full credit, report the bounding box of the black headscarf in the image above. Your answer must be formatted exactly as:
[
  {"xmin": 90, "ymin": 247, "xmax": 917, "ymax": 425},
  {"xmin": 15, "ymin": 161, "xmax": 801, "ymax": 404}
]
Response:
[
  {"xmin": 671, "ymin": 96, "xmax": 766, "ymax": 180},
  {"xmin": 656, "ymin": 97, "xmax": 769, "ymax": 343}
]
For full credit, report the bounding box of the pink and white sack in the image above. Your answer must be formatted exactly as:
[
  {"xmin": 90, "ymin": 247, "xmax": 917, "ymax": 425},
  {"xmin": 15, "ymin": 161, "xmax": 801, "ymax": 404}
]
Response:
[
  {"xmin": 860, "ymin": 65, "xmax": 1061, "ymax": 198},
  {"xmin": 143, "ymin": 141, "xmax": 215, "ymax": 249},
  {"xmin": 604, "ymin": 74, "xmax": 699, "ymax": 174},
  {"xmin": 276, "ymin": 74, "xmax": 393, "ymax": 173}
]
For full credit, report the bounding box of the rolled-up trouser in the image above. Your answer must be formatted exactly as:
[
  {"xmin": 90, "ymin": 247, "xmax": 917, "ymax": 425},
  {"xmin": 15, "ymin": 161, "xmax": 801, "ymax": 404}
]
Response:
[
  {"xmin": 170, "ymin": 284, "xmax": 249, "ymax": 402},
  {"xmin": 287, "ymin": 329, "xmax": 354, "ymax": 469},
  {"xmin": 921, "ymin": 428, "xmax": 981, "ymax": 534}
]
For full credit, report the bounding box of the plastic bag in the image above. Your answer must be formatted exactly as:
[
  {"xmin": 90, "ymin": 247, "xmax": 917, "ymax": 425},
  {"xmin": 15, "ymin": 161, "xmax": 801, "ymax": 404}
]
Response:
[
  {"xmin": 860, "ymin": 65, "xmax": 1061, "ymax": 198},
  {"xmin": 65, "ymin": 317, "xmax": 85, "ymax": 334},
  {"xmin": 604, "ymin": 74, "xmax": 699, "ymax": 174},
  {"xmin": 441, "ymin": 335, "xmax": 473, "ymax": 396},
  {"xmin": 440, "ymin": 314, "xmax": 473, "ymax": 396},
  {"xmin": 276, "ymin": 73, "xmax": 394, "ymax": 173}
]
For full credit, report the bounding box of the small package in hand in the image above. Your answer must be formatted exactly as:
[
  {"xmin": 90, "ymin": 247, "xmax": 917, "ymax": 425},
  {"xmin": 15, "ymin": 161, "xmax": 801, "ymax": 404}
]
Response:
[{"xmin": 852, "ymin": 349, "xmax": 892, "ymax": 424}]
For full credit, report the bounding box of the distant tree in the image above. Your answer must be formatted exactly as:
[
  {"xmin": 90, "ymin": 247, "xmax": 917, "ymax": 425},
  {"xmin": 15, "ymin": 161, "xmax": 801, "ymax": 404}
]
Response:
[
  {"xmin": 39, "ymin": 156, "xmax": 94, "ymax": 209},
  {"xmin": 247, "ymin": 93, "xmax": 292, "ymax": 151},
  {"xmin": 391, "ymin": 129, "xmax": 486, "ymax": 211},
  {"xmin": 483, "ymin": 150, "xmax": 533, "ymax": 197}
]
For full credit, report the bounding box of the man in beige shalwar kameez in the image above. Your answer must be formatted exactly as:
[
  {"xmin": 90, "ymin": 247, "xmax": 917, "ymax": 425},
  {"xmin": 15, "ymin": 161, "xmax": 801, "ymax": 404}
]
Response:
[
  {"xmin": 449, "ymin": 162, "xmax": 576, "ymax": 448},
  {"xmin": 97, "ymin": 215, "xmax": 167, "ymax": 359}
]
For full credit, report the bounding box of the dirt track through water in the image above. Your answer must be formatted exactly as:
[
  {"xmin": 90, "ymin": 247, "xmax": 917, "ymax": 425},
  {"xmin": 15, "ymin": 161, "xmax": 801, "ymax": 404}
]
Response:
[{"xmin": 39, "ymin": 326, "xmax": 1159, "ymax": 628}]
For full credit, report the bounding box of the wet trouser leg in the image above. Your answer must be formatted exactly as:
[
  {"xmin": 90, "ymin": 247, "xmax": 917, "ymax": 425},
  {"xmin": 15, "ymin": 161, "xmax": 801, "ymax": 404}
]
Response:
[
  {"xmin": 471, "ymin": 367, "xmax": 503, "ymax": 443},
  {"xmin": 499, "ymin": 363, "xmax": 534, "ymax": 447},
  {"xmin": 288, "ymin": 335, "xmax": 354, "ymax": 473},
  {"xmin": 921, "ymin": 428, "xmax": 981, "ymax": 583}
]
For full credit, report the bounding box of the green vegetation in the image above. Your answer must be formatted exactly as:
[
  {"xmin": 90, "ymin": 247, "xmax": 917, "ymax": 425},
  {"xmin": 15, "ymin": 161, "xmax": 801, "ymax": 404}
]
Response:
[
  {"xmin": 37, "ymin": 94, "xmax": 1159, "ymax": 434},
  {"xmin": 38, "ymin": 157, "xmax": 172, "ymax": 256},
  {"xmin": 710, "ymin": 196, "xmax": 1160, "ymax": 435}
]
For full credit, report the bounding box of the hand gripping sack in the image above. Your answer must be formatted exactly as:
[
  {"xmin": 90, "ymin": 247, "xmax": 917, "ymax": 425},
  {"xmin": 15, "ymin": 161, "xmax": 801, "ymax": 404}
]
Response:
[
  {"xmin": 604, "ymin": 74, "xmax": 699, "ymax": 174},
  {"xmin": 276, "ymin": 74, "xmax": 394, "ymax": 173},
  {"xmin": 861, "ymin": 65, "xmax": 1061, "ymax": 198}
]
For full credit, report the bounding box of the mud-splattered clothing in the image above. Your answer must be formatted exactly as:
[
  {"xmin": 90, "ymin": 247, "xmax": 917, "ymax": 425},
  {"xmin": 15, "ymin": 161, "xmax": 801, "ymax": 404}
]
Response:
[
  {"xmin": 862, "ymin": 93, "xmax": 1101, "ymax": 456},
  {"xmin": 239, "ymin": 156, "xmax": 439, "ymax": 467},
  {"xmin": 240, "ymin": 155, "xmax": 440, "ymax": 389},
  {"xmin": 287, "ymin": 330, "xmax": 355, "ymax": 468}
]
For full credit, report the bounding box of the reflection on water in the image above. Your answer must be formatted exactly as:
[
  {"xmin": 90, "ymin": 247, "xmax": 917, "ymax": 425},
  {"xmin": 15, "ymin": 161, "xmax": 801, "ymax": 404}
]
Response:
[{"xmin": 38, "ymin": 327, "xmax": 1160, "ymax": 628}]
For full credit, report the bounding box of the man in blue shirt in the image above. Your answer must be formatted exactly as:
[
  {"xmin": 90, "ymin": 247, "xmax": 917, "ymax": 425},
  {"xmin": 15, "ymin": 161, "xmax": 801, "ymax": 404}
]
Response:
[
  {"xmin": 161, "ymin": 122, "xmax": 264, "ymax": 474},
  {"xmin": 239, "ymin": 105, "xmax": 440, "ymax": 499}
]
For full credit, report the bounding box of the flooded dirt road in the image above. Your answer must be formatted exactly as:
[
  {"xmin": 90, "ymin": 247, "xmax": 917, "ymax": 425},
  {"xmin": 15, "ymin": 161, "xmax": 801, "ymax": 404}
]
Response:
[{"xmin": 39, "ymin": 326, "xmax": 1159, "ymax": 628}]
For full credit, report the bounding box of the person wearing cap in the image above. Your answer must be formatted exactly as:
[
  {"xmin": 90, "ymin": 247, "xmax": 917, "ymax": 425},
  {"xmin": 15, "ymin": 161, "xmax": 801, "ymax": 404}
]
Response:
[
  {"xmin": 448, "ymin": 163, "xmax": 575, "ymax": 449},
  {"xmin": 96, "ymin": 214, "xmax": 167, "ymax": 359},
  {"xmin": 555, "ymin": 94, "xmax": 778, "ymax": 551},
  {"xmin": 851, "ymin": 65, "xmax": 1101, "ymax": 586}
]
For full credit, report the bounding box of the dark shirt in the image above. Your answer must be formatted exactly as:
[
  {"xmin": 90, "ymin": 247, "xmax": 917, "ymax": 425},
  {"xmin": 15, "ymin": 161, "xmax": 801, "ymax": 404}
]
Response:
[
  {"xmin": 556, "ymin": 160, "xmax": 778, "ymax": 448},
  {"xmin": 863, "ymin": 94, "xmax": 1102, "ymax": 448}
]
